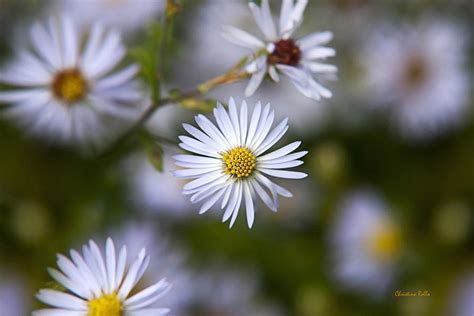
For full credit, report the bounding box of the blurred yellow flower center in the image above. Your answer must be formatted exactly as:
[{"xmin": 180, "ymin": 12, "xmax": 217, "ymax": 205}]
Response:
[
  {"xmin": 88, "ymin": 293, "xmax": 123, "ymax": 316},
  {"xmin": 367, "ymin": 224, "xmax": 401, "ymax": 262},
  {"xmin": 52, "ymin": 68, "xmax": 88, "ymax": 104},
  {"xmin": 223, "ymin": 147, "xmax": 256, "ymax": 178}
]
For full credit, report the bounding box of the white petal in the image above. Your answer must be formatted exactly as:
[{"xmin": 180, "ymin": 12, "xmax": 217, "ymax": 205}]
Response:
[
  {"xmin": 245, "ymin": 67, "xmax": 266, "ymax": 97},
  {"xmin": 94, "ymin": 64, "xmax": 139, "ymax": 91},
  {"xmin": 36, "ymin": 289, "xmax": 87, "ymax": 310},
  {"xmin": 259, "ymin": 168, "xmax": 307, "ymax": 179},
  {"xmin": 254, "ymin": 118, "xmax": 288, "ymax": 155},
  {"xmin": 259, "ymin": 141, "xmax": 301, "ymax": 161},
  {"xmin": 304, "ymin": 47, "xmax": 336, "ymax": 60},
  {"xmin": 221, "ymin": 26, "xmax": 265, "ymax": 49},
  {"xmin": 259, "ymin": 160, "xmax": 304, "ymax": 169},
  {"xmin": 243, "ymin": 182, "xmax": 255, "ymax": 228},
  {"xmin": 249, "ymin": 0, "xmax": 277, "ymax": 40},
  {"xmin": 297, "ymin": 31, "xmax": 333, "ymax": 50},
  {"xmin": 198, "ymin": 186, "xmax": 227, "ymax": 214}
]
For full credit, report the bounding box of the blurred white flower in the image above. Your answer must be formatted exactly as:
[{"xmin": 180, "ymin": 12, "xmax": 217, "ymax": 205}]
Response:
[
  {"xmin": 223, "ymin": 0, "xmax": 336, "ymax": 100},
  {"xmin": 111, "ymin": 222, "xmax": 195, "ymax": 313},
  {"xmin": 362, "ymin": 19, "xmax": 470, "ymax": 140},
  {"xmin": 34, "ymin": 238, "xmax": 171, "ymax": 316},
  {"xmin": 330, "ymin": 190, "xmax": 402, "ymax": 296},
  {"xmin": 446, "ymin": 272, "xmax": 474, "ymax": 316},
  {"xmin": 0, "ymin": 270, "xmax": 30, "ymax": 316},
  {"xmin": 174, "ymin": 98, "xmax": 308, "ymax": 228},
  {"xmin": 112, "ymin": 222, "xmax": 283, "ymax": 316},
  {"xmin": 187, "ymin": 265, "xmax": 284, "ymax": 316},
  {"xmin": 124, "ymin": 151, "xmax": 193, "ymax": 219},
  {"xmin": 54, "ymin": 0, "xmax": 165, "ymax": 34},
  {"xmin": 0, "ymin": 15, "xmax": 142, "ymax": 149}
]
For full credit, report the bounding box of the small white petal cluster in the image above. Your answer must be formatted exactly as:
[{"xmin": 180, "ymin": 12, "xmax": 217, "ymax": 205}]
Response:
[
  {"xmin": 34, "ymin": 238, "xmax": 171, "ymax": 316},
  {"xmin": 330, "ymin": 190, "xmax": 401, "ymax": 296},
  {"xmin": 0, "ymin": 15, "xmax": 141, "ymax": 148},
  {"xmin": 223, "ymin": 0, "xmax": 337, "ymax": 100},
  {"xmin": 174, "ymin": 98, "xmax": 307, "ymax": 228},
  {"xmin": 362, "ymin": 20, "xmax": 469, "ymax": 139}
]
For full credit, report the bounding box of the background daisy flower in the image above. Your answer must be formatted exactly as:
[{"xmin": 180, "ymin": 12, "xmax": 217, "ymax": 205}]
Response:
[
  {"xmin": 34, "ymin": 238, "xmax": 171, "ymax": 316},
  {"xmin": 0, "ymin": 15, "xmax": 141, "ymax": 148},
  {"xmin": 330, "ymin": 190, "xmax": 402, "ymax": 297},
  {"xmin": 361, "ymin": 19, "xmax": 469, "ymax": 140},
  {"xmin": 173, "ymin": 97, "xmax": 307, "ymax": 228},
  {"xmin": 223, "ymin": 0, "xmax": 337, "ymax": 100}
]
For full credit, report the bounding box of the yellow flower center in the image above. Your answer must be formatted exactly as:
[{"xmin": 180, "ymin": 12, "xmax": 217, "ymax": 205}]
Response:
[
  {"xmin": 88, "ymin": 293, "xmax": 123, "ymax": 316},
  {"xmin": 223, "ymin": 147, "xmax": 256, "ymax": 178},
  {"xmin": 51, "ymin": 68, "xmax": 88, "ymax": 104},
  {"xmin": 366, "ymin": 224, "xmax": 402, "ymax": 262}
]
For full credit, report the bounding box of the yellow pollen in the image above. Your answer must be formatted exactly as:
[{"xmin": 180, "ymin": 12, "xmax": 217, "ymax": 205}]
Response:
[
  {"xmin": 223, "ymin": 147, "xmax": 256, "ymax": 178},
  {"xmin": 51, "ymin": 68, "xmax": 88, "ymax": 104},
  {"xmin": 366, "ymin": 224, "xmax": 402, "ymax": 262},
  {"xmin": 88, "ymin": 293, "xmax": 123, "ymax": 316}
]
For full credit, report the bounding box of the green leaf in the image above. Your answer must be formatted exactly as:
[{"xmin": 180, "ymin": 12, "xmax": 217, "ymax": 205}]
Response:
[{"xmin": 145, "ymin": 141, "xmax": 164, "ymax": 172}]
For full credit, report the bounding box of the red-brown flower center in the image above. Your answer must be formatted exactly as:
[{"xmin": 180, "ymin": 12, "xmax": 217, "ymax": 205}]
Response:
[{"xmin": 267, "ymin": 39, "xmax": 301, "ymax": 66}]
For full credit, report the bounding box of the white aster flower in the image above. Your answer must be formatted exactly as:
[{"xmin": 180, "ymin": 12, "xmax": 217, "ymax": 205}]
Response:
[
  {"xmin": 54, "ymin": 0, "xmax": 165, "ymax": 34},
  {"xmin": 34, "ymin": 238, "xmax": 172, "ymax": 316},
  {"xmin": 173, "ymin": 97, "xmax": 308, "ymax": 228},
  {"xmin": 0, "ymin": 15, "xmax": 141, "ymax": 148},
  {"xmin": 330, "ymin": 190, "xmax": 402, "ymax": 296},
  {"xmin": 223, "ymin": 0, "xmax": 337, "ymax": 100},
  {"xmin": 362, "ymin": 19, "xmax": 469, "ymax": 140}
]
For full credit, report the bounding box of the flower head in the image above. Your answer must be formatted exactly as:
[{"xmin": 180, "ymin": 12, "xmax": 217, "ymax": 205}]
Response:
[
  {"xmin": 0, "ymin": 15, "xmax": 141, "ymax": 148},
  {"xmin": 173, "ymin": 97, "xmax": 307, "ymax": 228},
  {"xmin": 34, "ymin": 238, "xmax": 171, "ymax": 316},
  {"xmin": 223, "ymin": 0, "xmax": 337, "ymax": 100},
  {"xmin": 330, "ymin": 190, "xmax": 402, "ymax": 296},
  {"xmin": 362, "ymin": 19, "xmax": 469, "ymax": 139}
]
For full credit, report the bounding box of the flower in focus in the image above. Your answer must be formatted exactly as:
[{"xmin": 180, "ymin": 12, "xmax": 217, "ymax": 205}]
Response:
[
  {"xmin": 223, "ymin": 0, "xmax": 337, "ymax": 100},
  {"xmin": 34, "ymin": 238, "xmax": 172, "ymax": 316},
  {"xmin": 54, "ymin": 0, "xmax": 165, "ymax": 34},
  {"xmin": 173, "ymin": 97, "xmax": 308, "ymax": 228},
  {"xmin": 0, "ymin": 15, "xmax": 141, "ymax": 148},
  {"xmin": 330, "ymin": 190, "xmax": 402, "ymax": 296},
  {"xmin": 361, "ymin": 19, "xmax": 469, "ymax": 140}
]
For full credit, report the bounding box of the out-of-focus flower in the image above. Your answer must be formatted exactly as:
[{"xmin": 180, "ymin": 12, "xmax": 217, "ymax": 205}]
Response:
[
  {"xmin": 330, "ymin": 190, "xmax": 402, "ymax": 296},
  {"xmin": 111, "ymin": 222, "xmax": 195, "ymax": 313},
  {"xmin": 125, "ymin": 152, "xmax": 192, "ymax": 219},
  {"xmin": 34, "ymin": 238, "xmax": 171, "ymax": 316},
  {"xmin": 112, "ymin": 222, "xmax": 283, "ymax": 315},
  {"xmin": 0, "ymin": 15, "xmax": 141, "ymax": 148},
  {"xmin": 53, "ymin": 0, "xmax": 165, "ymax": 34},
  {"xmin": 186, "ymin": 265, "xmax": 284, "ymax": 316},
  {"xmin": 223, "ymin": 0, "xmax": 336, "ymax": 100},
  {"xmin": 361, "ymin": 19, "xmax": 469, "ymax": 140},
  {"xmin": 0, "ymin": 270, "xmax": 30, "ymax": 316},
  {"xmin": 446, "ymin": 272, "xmax": 474, "ymax": 316},
  {"xmin": 174, "ymin": 98, "xmax": 307, "ymax": 228}
]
